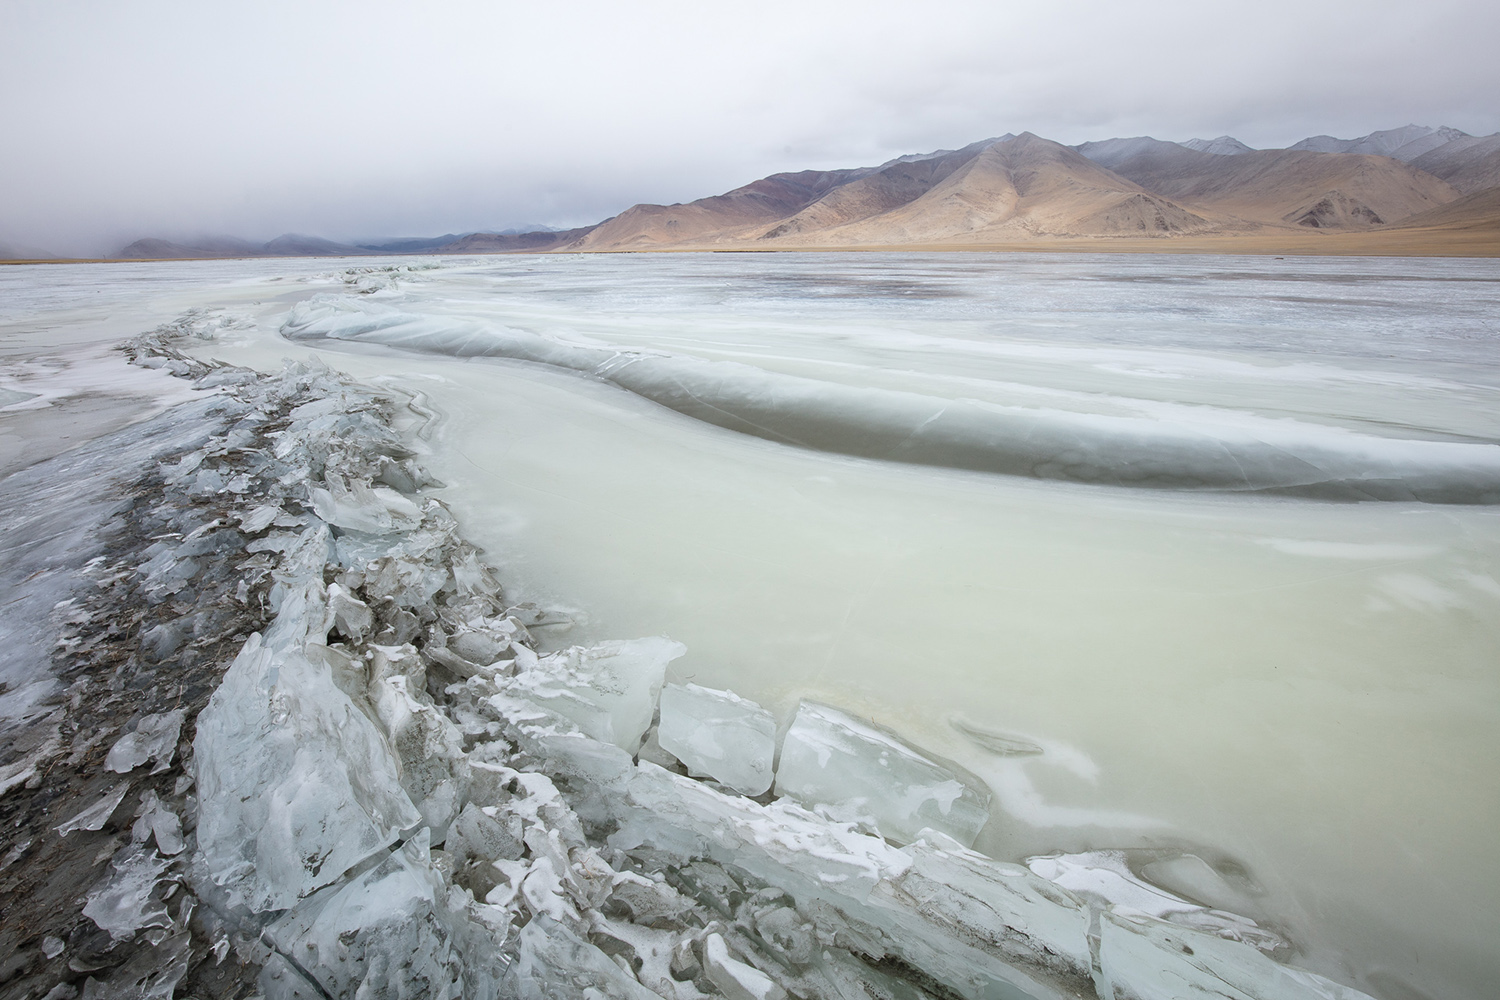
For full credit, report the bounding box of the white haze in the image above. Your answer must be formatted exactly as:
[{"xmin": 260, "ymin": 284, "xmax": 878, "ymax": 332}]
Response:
[{"xmin": 3, "ymin": 0, "xmax": 1500, "ymax": 256}]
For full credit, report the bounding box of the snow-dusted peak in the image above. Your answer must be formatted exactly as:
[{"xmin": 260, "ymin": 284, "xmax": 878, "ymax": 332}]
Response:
[
  {"xmin": 1288, "ymin": 125, "xmax": 1473, "ymax": 161},
  {"xmin": 1072, "ymin": 136, "xmax": 1191, "ymax": 168},
  {"xmin": 1181, "ymin": 135, "xmax": 1254, "ymax": 155}
]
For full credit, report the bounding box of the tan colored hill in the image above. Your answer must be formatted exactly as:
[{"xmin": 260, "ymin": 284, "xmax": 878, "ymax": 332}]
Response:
[
  {"xmin": 757, "ymin": 134, "xmax": 1211, "ymax": 245},
  {"xmin": 755, "ymin": 142, "xmax": 996, "ymax": 239},
  {"xmin": 565, "ymin": 132, "xmax": 1473, "ymax": 253},
  {"xmin": 568, "ymin": 168, "xmax": 873, "ymax": 250},
  {"xmin": 572, "ymin": 135, "xmax": 1216, "ymax": 251},
  {"xmin": 1095, "ymin": 147, "xmax": 1459, "ymax": 229}
]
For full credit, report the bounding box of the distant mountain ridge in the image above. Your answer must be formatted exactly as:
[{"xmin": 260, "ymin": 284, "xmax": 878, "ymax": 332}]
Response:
[
  {"xmin": 116, "ymin": 234, "xmax": 375, "ymax": 259},
  {"xmin": 1288, "ymin": 124, "xmax": 1473, "ymax": 162},
  {"xmin": 569, "ymin": 129, "xmax": 1472, "ymax": 250},
  {"xmin": 98, "ymin": 123, "xmax": 1500, "ymax": 259}
]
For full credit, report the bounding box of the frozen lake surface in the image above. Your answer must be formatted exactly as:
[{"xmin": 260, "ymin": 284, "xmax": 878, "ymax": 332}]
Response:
[{"xmin": 4, "ymin": 252, "xmax": 1498, "ymax": 1000}]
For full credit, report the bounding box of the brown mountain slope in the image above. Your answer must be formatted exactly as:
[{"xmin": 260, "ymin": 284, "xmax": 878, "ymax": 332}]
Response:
[
  {"xmin": 547, "ymin": 129, "xmax": 1493, "ymax": 255},
  {"xmin": 761, "ymin": 133, "xmax": 1211, "ymax": 245},
  {"xmin": 1099, "ymin": 147, "xmax": 1458, "ymax": 228},
  {"xmin": 757, "ymin": 141, "xmax": 999, "ymax": 239},
  {"xmin": 567, "ymin": 168, "xmax": 872, "ymax": 249}
]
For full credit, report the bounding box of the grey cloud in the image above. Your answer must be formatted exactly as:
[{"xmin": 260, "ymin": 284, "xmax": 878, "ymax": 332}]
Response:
[{"xmin": 3, "ymin": 0, "xmax": 1497, "ymax": 255}]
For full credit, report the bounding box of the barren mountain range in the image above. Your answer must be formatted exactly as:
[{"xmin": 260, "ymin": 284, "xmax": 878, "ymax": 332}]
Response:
[{"xmin": 96, "ymin": 124, "xmax": 1500, "ymax": 259}]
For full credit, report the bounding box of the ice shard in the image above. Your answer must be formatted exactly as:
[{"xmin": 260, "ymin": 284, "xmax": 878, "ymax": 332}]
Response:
[
  {"xmin": 774, "ymin": 701, "xmax": 991, "ymax": 848},
  {"xmin": 657, "ymin": 682, "xmax": 777, "ymax": 795},
  {"xmin": 502, "ymin": 637, "xmax": 684, "ymax": 753},
  {"xmin": 105, "ymin": 709, "xmax": 185, "ymax": 774},
  {"xmin": 82, "ymin": 843, "xmax": 174, "ymax": 942},
  {"xmin": 703, "ymin": 932, "xmax": 787, "ymax": 1000},
  {"xmin": 55, "ymin": 782, "xmax": 131, "ymax": 836},
  {"xmin": 192, "ymin": 576, "xmax": 422, "ymax": 912},
  {"xmin": 263, "ymin": 834, "xmax": 467, "ymax": 1000}
]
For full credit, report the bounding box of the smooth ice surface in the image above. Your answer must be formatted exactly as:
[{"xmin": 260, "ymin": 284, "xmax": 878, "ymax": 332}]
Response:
[
  {"xmin": 776, "ymin": 701, "xmax": 992, "ymax": 847},
  {"xmin": 8, "ymin": 253, "xmax": 1499, "ymax": 1000},
  {"xmin": 657, "ymin": 683, "xmax": 777, "ymax": 795}
]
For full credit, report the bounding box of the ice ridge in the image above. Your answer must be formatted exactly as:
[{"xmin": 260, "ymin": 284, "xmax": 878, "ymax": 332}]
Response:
[{"xmin": 282, "ymin": 295, "xmax": 1500, "ymax": 504}]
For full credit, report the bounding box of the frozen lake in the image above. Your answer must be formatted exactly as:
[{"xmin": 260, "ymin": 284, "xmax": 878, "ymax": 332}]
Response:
[{"xmin": 4, "ymin": 252, "xmax": 1498, "ymax": 1000}]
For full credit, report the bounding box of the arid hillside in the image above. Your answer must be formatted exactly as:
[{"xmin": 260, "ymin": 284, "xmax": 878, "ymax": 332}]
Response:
[{"xmin": 556, "ymin": 127, "xmax": 1498, "ymax": 253}]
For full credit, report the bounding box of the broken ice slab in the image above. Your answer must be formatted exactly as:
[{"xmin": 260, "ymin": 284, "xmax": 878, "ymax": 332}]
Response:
[
  {"xmin": 308, "ymin": 472, "xmax": 424, "ymax": 535},
  {"xmin": 56, "ymin": 782, "xmax": 131, "ymax": 835},
  {"xmin": 82, "ymin": 843, "xmax": 174, "ymax": 941},
  {"xmin": 658, "ymin": 683, "xmax": 776, "ymax": 796},
  {"xmin": 263, "ymin": 834, "xmax": 469, "ymax": 1000},
  {"xmin": 883, "ymin": 843, "xmax": 1096, "ymax": 977},
  {"xmin": 703, "ymin": 932, "xmax": 787, "ymax": 1000},
  {"xmin": 773, "ymin": 701, "xmax": 991, "ymax": 848},
  {"xmin": 370, "ymin": 666, "xmax": 467, "ymax": 837},
  {"xmin": 613, "ymin": 761, "xmax": 1091, "ymax": 1000},
  {"xmin": 1029, "ymin": 851, "xmax": 1285, "ymax": 951},
  {"xmin": 1096, "ymin": 911, "xmax": 1375, "ymax": 1000},
  {"xmin": 193, "ymin": 583, "xmax": 422, "ymax": 912},
  {"xmin": 511, "ymin": 913, "xmax": 661, "ymax": 1000},
  {"xmin": 502, "ymin": 637, "xmax": 685, "ymax": 753},
  {"xmin": 105, "ymin": 709, "xmax": 185, "ymax": 774}
]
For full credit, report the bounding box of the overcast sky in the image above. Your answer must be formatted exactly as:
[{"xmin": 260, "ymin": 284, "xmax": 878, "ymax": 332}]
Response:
[{"xmin": 3, "ymin": 0, "xmax": 1498, "ymax": 255}]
